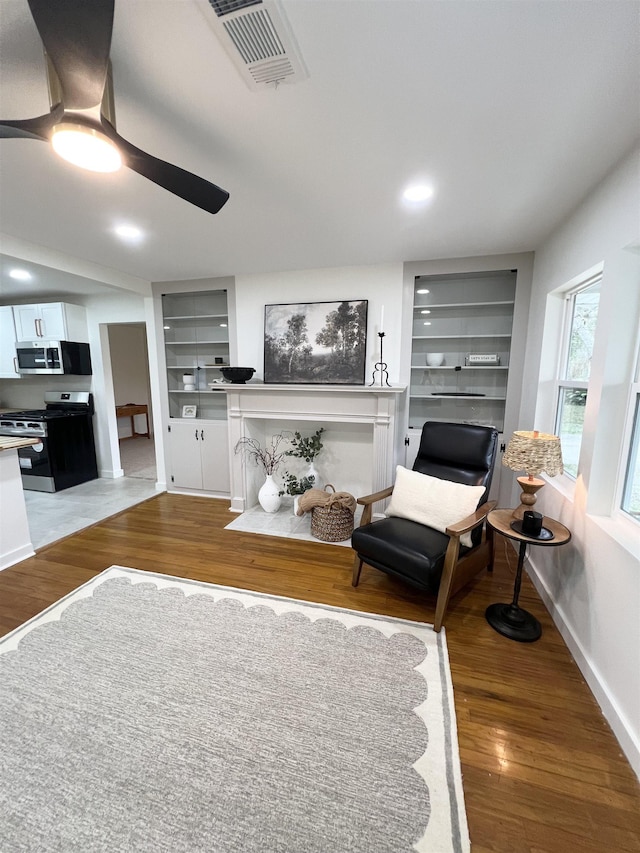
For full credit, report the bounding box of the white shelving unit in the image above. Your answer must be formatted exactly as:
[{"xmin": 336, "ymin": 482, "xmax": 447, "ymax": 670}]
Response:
[
  {"xmin": 408, "ymin": 271, "xmax": 516, "ymax": 435},
  {"xmin": 162, "ymin": 291, "xmax": 229, "ymax": 421}
]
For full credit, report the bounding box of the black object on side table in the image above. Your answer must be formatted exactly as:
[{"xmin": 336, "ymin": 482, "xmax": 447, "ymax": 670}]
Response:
[{"xmin": 485, "ymin": 509, "xmax": 571, "ymax": 642}]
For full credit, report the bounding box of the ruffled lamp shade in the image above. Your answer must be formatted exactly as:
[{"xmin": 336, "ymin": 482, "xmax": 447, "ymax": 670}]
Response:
[{"xmin": 502, "ymin": 430, "xmax": 564, "ymax": 518}]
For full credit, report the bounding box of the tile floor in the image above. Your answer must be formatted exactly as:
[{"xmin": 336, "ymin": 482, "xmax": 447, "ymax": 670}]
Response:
[{"xmin": 24, "ymin": 477, "xmax": 160, "ymax": 550}]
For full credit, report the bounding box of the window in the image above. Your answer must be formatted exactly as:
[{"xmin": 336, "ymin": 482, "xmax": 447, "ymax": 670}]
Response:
[
  {"xmin": 620, "ymin": 346, "xmax": 640, "ymax": 522},
  {"xmin": 555, "ymin": 277, "xmax": 601, "ymax": 478}
]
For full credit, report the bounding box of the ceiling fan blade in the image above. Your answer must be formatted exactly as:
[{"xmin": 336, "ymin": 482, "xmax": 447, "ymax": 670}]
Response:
[
  {"xmin": 27, "ymin": 0, "xmax": 114, "ymax": 110},
  {"xmin": 101, "ymin": 121, "xmax": 230, "ymax": 215},
  {"xmin": 0, "ymin": 106, "xmax": 63, "ymax": 142}
]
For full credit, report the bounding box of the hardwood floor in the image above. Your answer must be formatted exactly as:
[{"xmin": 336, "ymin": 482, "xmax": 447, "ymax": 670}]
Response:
[{"xmin": 2, "ymin": 493, "xmax": 638, "ymax": 852}]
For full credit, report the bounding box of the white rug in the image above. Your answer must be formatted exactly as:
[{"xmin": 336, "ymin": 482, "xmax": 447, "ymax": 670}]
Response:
[{"xmin": 0, "ymin": 566, "xmax": 470, "ymax": 853}]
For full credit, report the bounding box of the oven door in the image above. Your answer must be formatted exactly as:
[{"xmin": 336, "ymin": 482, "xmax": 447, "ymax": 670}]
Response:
[
  {"xmin": 15, "ymin": 342, "xmax": 63, "ymax": 374},
  {"xmin": 18, "ymin": 438, "xmax": 55, "ymax": 492}
]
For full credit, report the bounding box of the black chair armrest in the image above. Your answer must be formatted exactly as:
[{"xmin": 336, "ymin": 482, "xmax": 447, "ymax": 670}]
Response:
[{"xmin": 445, "ymin": 500, "xmax": 497, "ymax": 538}]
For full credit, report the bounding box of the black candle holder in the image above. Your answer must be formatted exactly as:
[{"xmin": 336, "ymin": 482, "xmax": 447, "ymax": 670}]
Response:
[{"xmin": 369, "ymin": 331, "xmax": 391, "ymax": 387}]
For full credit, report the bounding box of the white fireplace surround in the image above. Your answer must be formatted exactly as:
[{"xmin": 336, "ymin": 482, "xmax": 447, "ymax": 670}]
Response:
[{"xmin": 222, "ymin": 384, "xmax": 405, "ymax": 513}]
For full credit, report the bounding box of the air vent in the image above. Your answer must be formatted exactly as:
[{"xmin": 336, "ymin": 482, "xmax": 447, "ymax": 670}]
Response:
[
  {"xmin": 208, "ymin": 0, "xmax": 261, "ymax": 17},
  {"xmin": 200, "ymin": 0, "xmax": 308, "ymax": 91}
]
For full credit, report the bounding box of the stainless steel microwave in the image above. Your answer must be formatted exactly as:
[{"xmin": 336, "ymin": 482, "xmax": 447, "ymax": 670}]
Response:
[{"xmin": 15, "ymin": 340, "xmax": 92, "ymax": 375}]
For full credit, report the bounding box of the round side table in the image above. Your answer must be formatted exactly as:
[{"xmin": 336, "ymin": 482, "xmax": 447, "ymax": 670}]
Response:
[{"xmin": 486, "ymin": 509, "xmax": 571, "ymax": 642}]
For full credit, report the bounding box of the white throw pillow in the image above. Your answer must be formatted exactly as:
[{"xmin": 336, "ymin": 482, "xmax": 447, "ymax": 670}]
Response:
[{"xmin": 386, "ymin": 466, "xmax": 485, "ymax": 548}]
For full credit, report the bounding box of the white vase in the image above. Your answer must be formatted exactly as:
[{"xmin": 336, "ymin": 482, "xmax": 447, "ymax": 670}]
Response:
[
  {"xmin": 258, "ymin": 474, "xmax": 281, "ymax": 513},
  {"xmin": 293, "ymin": 495, "xmax": 300, "ymax": 516},
  {"xmin": 306, "ymin": 461, "xmax": 319, "ymax": 487}
]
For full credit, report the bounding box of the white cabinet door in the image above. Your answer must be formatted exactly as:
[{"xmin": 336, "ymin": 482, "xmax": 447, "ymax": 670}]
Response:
[
  {"xmin": 39, "ymin": 303, "xmax": 68, "ymax": 339},
  {"xmin": 169, "ymin": 420, "xmax": 230, "ymax": 493},
  {"xmin": 13, "ymin": 305, "xmax": 42, "ymax": 340},
  {"xmin": 0, "ymin": 307, "xmax": 21, "ymax": 379},
  {"xmin": 200, "ymin": 421, "xmax": 230, "ymax": 492},
  {"xmin": 169, "ymin": 422, "xmax": 205, "ymax": 490}
]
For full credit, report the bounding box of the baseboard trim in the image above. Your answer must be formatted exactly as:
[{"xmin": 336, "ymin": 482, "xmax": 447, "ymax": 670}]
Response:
[
  {"xmin": 526, "ymin": 555, "xmax": 640, "ymax": 781},
  {"xmin": 1, "ymin": 543, "xmax": 35, "ymax": 571}
]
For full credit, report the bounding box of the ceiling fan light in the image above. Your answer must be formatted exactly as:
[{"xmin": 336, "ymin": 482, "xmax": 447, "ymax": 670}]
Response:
[{"xmin": 51, "ymin": 122, "xmax": 122, "ymax": 173}]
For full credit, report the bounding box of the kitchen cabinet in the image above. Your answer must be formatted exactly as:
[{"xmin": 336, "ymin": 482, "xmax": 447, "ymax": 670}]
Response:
[
  {"xmin": 13, "ymin": 301, "xmax": 88, "ymax": 342},
  {"xmin": 0, "ymin": 306, "xmax": 21, "ymax": 379},
  {"xmin": 162, "ymin": 290, "xmax": 230, "ymax": 421},
  {"xmin": 168, "ymin": 420, "xmax": 230, "ymax": 493}
]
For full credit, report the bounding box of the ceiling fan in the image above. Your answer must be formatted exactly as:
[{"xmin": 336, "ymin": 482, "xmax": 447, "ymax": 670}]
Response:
[{"xmin": 0, "ymin": 0, "xmax": 230, "ymax": 214}]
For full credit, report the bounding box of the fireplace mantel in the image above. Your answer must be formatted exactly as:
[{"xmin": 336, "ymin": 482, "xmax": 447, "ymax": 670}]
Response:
[{"xmin": 220, "ymin": 384, "xmax": 406, "ymax": 512}]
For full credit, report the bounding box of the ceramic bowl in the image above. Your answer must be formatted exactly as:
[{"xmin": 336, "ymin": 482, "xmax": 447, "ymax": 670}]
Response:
[
  {"xmin": 220, "ymin": 367, "xmax": 256, "ymax": 384},
  {"xmin": 426, "ymin": 353, "xmax": 445, "ymax": 367}
]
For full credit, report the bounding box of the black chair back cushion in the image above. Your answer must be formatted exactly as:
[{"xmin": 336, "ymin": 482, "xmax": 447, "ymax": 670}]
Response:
[
  {"xmin": 352, "ymin": 422, "xmax": 498, "ymax": 595},
  {"xmin": 413, "ymin": 422, "xmax": 498, "ymax": 501}
]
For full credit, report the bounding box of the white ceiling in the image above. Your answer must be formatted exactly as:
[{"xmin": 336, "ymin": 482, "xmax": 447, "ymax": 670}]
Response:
[{"xmin": 0, "ymin": 0, "xmax": 638, "ymax": 300}]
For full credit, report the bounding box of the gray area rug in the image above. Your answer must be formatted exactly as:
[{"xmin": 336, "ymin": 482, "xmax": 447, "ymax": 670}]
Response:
[{"xmin": 0, "ymin": 567, "xmax": 469, "ymax": 853}]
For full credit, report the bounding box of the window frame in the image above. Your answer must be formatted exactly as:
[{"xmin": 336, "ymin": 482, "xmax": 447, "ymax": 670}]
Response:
[
  {"xmin": 616, "ymin": 333, "xmax": 640, "ymax": 525},
  {"xmin": 553, "ymin": 273, "xmax": 602, "ymax": 481}
]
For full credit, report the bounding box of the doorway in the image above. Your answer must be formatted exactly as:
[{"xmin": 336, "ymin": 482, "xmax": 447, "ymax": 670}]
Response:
[{"xmin": 108, "ymin": 323, "xmax": 156, "ymax": 481}]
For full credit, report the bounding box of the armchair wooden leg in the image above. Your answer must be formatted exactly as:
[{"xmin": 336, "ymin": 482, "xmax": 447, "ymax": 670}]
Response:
[
  {"xmin": 433, "ymin": 538, "xmax": 461, "ymax": 632},
  {"xmin": 352, "ymin": 555, "xmax": 364, "ymax": 587}
]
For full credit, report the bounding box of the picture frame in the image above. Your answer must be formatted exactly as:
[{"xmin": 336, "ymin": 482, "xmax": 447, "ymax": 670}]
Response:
[
  {"xmin": 264, "ymin": 300, "xmax": 368, "ymax": 384},
  {"xmin": 182, "ymin": 405, "xmax": 197, "ymax": 418}
]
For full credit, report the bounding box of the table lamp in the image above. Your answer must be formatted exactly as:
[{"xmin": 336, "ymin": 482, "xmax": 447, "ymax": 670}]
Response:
[{"xmin": 502, "ymin": 430, "xmax": 564, "ymax": 519}]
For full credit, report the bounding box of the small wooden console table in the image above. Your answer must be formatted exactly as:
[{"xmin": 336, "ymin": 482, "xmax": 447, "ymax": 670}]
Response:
[{"xmin": 116, "ymin": 404, "xmax": 150, "ymax": 440}]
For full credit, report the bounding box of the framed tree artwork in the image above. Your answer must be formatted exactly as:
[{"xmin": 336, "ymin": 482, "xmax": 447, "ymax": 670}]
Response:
[{"xmin": 264, "ymin": 300, "xmax": 368, "ymax": 384}]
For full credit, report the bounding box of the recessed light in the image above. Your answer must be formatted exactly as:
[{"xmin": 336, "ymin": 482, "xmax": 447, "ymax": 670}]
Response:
[
  {"xmin": 114, "ymin": 224, "xmax": 143, "ymax": 242},
  {"xmin": 416, "ymin": 288, "xmax": 430, "ymax": 294},
  {"xmin": 220, "ymin": 323, "xmax": 228, "ymax": 328},
  {"xmin": 9, "ymin": 268, "xmax": 32, "ymax": 281},
  {"xmin": 403, "ymin": 184, "xmax": 434, "ymax": 203},
  {"xmin": 423, "ymin": 321, "xmax": 432, "ymax": 326},
  {"xmin": 421, "ymin": 310, "xmax": 431, "ymax": 315}
]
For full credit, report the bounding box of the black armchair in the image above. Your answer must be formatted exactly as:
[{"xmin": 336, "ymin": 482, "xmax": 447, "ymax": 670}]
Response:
[{"xmin": 351, "ymin": 421, "xmax": 499, "ymax": 631}]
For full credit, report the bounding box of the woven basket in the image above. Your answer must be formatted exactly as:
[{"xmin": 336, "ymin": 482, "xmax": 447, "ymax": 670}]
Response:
[{"xmin": 310, "ymin": 485, "xmax": 355, "ymax": 542}]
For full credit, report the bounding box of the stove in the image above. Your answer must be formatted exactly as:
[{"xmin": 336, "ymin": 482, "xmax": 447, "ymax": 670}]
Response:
[{"xmin": 0, "ymin": 392, "xmax": 98, "ymax": 492}]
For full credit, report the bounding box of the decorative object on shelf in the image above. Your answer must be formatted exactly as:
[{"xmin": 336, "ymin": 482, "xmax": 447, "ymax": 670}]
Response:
[
  {"xmin": 426, "ymin": 353, "xmax": 445, "ymax": 367},
  {"xmin": 182, "ymin": 373, "xmax": 196, "ymax": 391},
  {"xmin": 465, "ymin": 353, "xmax": 500, "ymax": 365},
  {"xmin": 370, "ymin": 329, "xmax": 391, "ymax": 387},
  {"xmin": 273, "ymin": 428, "xmax": 325, "ymax": 511},
  {"xmin": 257, "ymin": 475, "xmax": 282, "ymax": 513},
  {"xmin": 502, "ymin": 430, "xmax": 564, "ymax": 519},
  {"xmin": 234, "ymin": 433, "xmax": 290, "ymax": 513},
  {"xmin": 220, "ymin": 367, "xmax": 255, "ymax": 384},
  {"xmin": 279, "ymin": 472, "xmax": 317, "ymax": 515},
  {"xmin": 297, "ymin": 485, "xmax": 357, "ymax": 541},
  {"xmin": 182, "ymin": 405, "xmax": 197, "ymax": 418},
  {"xmin": 264, "ymin": 300, "xmax": 367, "ymax": 384},
  {"xmin": 279, "ymin": 472, "xmax": 317, "ymax": 496},
  {"xmin": 286, "ymin": 428, "xmax": 325, "ymax": 463}
]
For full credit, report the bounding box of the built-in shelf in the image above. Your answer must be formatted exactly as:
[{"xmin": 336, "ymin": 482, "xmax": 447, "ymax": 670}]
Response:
[
  {"xmin": 162, "ymin": 290, "xmax": 230, "ymax": 421},
  {"xmin": 409, "ymin": 271, "xmax": 516, "ymax": 433}
]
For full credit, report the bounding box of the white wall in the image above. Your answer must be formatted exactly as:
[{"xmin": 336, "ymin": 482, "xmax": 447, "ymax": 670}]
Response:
[
  {"xmin": 522, "ymin": 146, "xmax": 640, "ymax": 778},
  {"xmin": 234, "ymin": 263, "xmax": 404, "ymax": 384}
]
